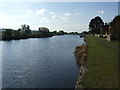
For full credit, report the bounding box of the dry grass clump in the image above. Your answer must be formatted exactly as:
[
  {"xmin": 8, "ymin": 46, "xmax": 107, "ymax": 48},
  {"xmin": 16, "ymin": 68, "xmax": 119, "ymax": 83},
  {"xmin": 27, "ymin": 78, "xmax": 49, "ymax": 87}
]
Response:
[
  {"xmin": 74, "ymin": 44, "xmax": 87, "ymax": 66},
  {"xmin": 75, "ymin": 42, "xmax": 88, "ymax": 88}
]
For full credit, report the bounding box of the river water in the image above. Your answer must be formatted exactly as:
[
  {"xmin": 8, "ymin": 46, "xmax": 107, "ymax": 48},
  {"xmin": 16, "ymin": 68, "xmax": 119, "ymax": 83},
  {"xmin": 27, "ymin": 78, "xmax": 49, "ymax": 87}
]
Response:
[{"xmin": 1, "ymin": 35, "xmax": 84, "ymax": 88}]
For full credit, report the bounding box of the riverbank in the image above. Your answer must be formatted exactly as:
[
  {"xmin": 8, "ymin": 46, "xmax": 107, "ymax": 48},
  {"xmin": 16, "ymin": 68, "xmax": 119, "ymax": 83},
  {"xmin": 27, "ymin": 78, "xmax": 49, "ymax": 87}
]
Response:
[
  {"xmin": 0, "ymin": 31, "xmax": 53, "ymax": 41},
  {"xmin": 75, "ymin": 35, "xmax": 118, "ymax": 88},
  {"xmin": 74, "ymin": 37, "xmax": 87, "ymax": 88},
  {"xmin": 0, "ymin": 29, "xmax": 81, "ymax": 41}
]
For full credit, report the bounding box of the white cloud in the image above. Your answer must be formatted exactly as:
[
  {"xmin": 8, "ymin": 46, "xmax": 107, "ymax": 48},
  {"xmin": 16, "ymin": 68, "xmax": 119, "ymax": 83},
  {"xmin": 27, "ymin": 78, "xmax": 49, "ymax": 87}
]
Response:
[
  {"xmin": 26, "ymin": 10, "xmax": 33, "ymax": 14},
  {"xmin": 49, "ymin": 12, "xmax": 55, "ymax": 15},
  {"xmin": 41, "ymin": 17, "xmax": 47, "ymax": 20},
  {"xmin": 36, "ymin": 9, "xmax": 47, "ymax": 15},
  {"xmin": 97, "ymin": 10, "xmax": 104, "ymax": 14},
  {"xmin": 52, "ymin": 14, "xmax": 70, "ymax": 22},
  {"xmin": 63, "ymin": 13, "xmax": 71, "ymax": 16}
]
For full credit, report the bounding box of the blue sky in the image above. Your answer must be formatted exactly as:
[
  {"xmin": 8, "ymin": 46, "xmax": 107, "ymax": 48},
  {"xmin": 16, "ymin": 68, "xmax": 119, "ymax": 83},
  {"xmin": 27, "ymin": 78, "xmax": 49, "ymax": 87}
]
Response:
[{"xmin": 0, "ymin": 1, "xmax": 118, "ymax": 32}]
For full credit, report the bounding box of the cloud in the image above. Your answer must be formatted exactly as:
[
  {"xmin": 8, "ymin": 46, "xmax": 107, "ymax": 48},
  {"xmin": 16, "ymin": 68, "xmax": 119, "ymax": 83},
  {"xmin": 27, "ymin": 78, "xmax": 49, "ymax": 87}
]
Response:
[
  {"xmin": 49, "ymin": 12, "xmax": 55, "ymax": 15},
  {"xmin": 52, "ymin": 14, "xmax": 70, "ymax": 22},
  {"xmin": 97, "ymin": 10, "xmax": 104, "ymax": 14},
  {"xmin": 36, "ymin": 9, "xmax": 47, "ymax": 15},
  {"xmin": 63, "ymin": 13, "xmax": 71, "ymax": 16},
  {"xmin": 26, "ymin": 10, "xmax": 33, "ymax": 14}
]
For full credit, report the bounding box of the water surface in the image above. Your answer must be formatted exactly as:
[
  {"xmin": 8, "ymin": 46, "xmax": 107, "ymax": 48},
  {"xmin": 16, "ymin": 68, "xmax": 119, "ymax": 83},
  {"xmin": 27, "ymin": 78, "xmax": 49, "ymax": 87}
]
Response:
[{"xmin": 2, "ymin": 35, "xmax": 84, "ymax": 88}]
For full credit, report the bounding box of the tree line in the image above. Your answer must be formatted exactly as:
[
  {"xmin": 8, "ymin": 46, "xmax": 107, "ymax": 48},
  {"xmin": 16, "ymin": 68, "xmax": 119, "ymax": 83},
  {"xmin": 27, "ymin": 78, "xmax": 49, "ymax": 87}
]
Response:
[
  {"xmin": 1, "ymin": 24, "xmax": 80, "ymax": 40},
  {"xmin": 88, "ymin": 15, "xmax": 120, "ymax": 40}
]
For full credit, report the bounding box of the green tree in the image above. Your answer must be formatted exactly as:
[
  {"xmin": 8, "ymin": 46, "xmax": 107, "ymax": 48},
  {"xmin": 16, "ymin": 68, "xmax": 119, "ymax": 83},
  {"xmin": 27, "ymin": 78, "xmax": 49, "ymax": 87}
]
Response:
[
  {"xmin": 110, "ymin": 15, "xmax": 120, "ymax": 40},
  {"xmin": 18, "ymin": 28, "xmax": 21, "ymax": 31},
  {"xmin": 38, "ymin": 27, "xmax": 50, "ymax": 37},
  {"xmin": 51, "ymin": 30, "xmax": 57, "ymax": 36},
  {"xmin": 89, "ymin": 16, "xmax": 104, "ymax": 34},
  {"xmin": 25, "ymin": 25, "xmax": 31, "ymax": 34},
  {"xmin": 21, "ymin": 24, "xmax": 31, "ymax": 34},
  {"xmin": 12, "ymin": 30, "xmax": 21, "ymax": 39},
  {"xmin": 57, "ymin": 30, "xmax": 64, "ymax": 35},
  {"xmin": 3, "ymin": 29, "xmax": 13, "ymax": 40},
  {"xmin": 103, "ymin": 23, "xmax": 110, "ymax": 34},
  {"xmin": 21, "ymin": 24, "xmax": 26, "ymax": 31}
]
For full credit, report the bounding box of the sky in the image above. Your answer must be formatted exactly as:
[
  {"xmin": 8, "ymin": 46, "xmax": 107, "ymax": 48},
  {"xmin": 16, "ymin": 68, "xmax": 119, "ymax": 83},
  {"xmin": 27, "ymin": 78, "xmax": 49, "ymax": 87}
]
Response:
[{"xmin": 0, "ymin": 1, "xmax": 118, "ymax": 33}]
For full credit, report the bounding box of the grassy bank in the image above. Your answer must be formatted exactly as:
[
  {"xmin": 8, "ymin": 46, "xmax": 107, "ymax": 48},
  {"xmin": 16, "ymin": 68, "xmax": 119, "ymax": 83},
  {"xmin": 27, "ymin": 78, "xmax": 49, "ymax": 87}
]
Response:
[{"xmin": 82, "ymin": 35, "xmax": 118, "ymax": 88}]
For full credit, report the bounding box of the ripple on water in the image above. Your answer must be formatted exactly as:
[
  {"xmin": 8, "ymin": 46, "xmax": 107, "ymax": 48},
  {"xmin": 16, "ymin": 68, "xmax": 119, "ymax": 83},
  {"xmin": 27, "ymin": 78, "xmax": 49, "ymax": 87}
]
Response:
[{"xmin": 2, "ymin": 35, "xmax": 84, "ymax": 88}]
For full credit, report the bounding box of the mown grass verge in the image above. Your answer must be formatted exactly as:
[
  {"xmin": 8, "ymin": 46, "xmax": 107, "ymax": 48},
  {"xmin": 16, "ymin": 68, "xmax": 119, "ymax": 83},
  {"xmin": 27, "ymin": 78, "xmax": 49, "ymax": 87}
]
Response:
[{"xmin": 82, "ymin": 35, "xmax": 118, "ymax": 88}]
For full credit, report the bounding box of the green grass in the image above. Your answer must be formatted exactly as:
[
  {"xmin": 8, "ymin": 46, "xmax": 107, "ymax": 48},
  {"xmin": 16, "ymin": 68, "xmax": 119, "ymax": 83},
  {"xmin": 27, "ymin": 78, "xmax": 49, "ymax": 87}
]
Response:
[
  {"xmin": 82, "ymin": 35, "xmax": 118, "ymax": 88},
  {"xmin": 101, "ymin": 37, "xmax": 119, "ymax": 49}
]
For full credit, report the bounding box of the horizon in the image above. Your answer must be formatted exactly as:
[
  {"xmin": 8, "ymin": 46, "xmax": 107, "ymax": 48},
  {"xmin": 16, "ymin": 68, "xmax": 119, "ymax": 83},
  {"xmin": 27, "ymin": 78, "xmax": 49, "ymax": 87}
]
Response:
[{"xmin": 0, "ymin": 2, "xmax": 118, "ymax": 33}]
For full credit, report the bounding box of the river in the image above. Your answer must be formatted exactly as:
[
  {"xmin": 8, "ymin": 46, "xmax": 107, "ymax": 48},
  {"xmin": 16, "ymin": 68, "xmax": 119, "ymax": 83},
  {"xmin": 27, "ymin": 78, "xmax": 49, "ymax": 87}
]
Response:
[{"xmin": 1, "ymin": 35, "xmax": 84, "ymax": 88}]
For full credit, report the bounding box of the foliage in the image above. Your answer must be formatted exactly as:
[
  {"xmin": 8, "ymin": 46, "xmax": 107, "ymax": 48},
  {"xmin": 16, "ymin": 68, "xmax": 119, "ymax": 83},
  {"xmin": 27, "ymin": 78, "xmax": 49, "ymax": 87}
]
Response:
[
  {"xmin": 2, "ymin": 29, "xmax": 13, "ymax": 40},
  {"xmin": 89, "ymin": 15, "xmax": 120, "ymax": 41},
  {"xmin": 68, "ymin": 32, "xmax": 80, "ymax": 35},
  {"xmin": 12, "ymin": 30, "xmax": 21, "ymax": 39},
  {"xmin": 102, "ymin": 23, "xmax": 110, "ymax": 34},
  {"xmin": 2, "ymin": 26, "xmax": 54, "ymax": 40},
  {"xmin": 57, "ymin": 30, "xmax": 64, "ymax": 35},
  {"xmin": 21, "ymin": 24, "xmax": 31, "ymax": 34},
  {"xmin": 89, "ymin": 16, "xmax": 104, "ymax": 34},
  {"xmin": 38, "ymin": 27, "xmax": 52, "ymax": 37},
  {"xmin": 51, "ymin": 30, "xmax": 57, "ymax": 36},
  {"xmin": 1, "ymin": 24, "xmax": 81, "ymax": 40},
  {"xmin": 110, "ymin": 15, "xmax": 120, "ymax": 40}
]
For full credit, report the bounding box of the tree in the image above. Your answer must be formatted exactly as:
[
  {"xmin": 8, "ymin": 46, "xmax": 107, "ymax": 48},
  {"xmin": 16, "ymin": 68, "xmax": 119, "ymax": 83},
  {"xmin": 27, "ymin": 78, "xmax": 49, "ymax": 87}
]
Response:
[
  {"xmin": 25, "ymin": 25, "xmax": 31, "ymax": 34},
  {"xmin": 51, "ymin": 30, "xmax": 57, "ymax": 36},
  {"xmin": 21, "ymin": 24, "xmax": 26, "ymax": 31},
  {"xmin": 89, "ymin": 16, "xmax": 104, "ymax": 34},
  {"xmin": 103, "ymin": 23, "xmax": 110, "ymax": 34},
  {"xmin": 21, "ymin": 24, "xmax": 31, "ymax": 34},
  {"xmin": 38, "ymin": 27, "xmax": 50, "ymax": 37},
  {"xmin": 12, "ymin": 30, "xmax": 21, "ymax": 39},
  {"xmin": 110, "ymin": 15, "xmax": 120, "ymax": 40},
  {"xmin": 57, "ymin": 30, "xmax": 64, "ymax": 35},
  {"xmin": 89, "ymin": 18, "xmax": 96, "ymax": 33},
  {"xmin": 2, "ymin": 29, "xmax": 13, "ymax": 40},
  {"xmin": 18, "ymin": 28, "xmax": 21, "ymax": 31}
]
